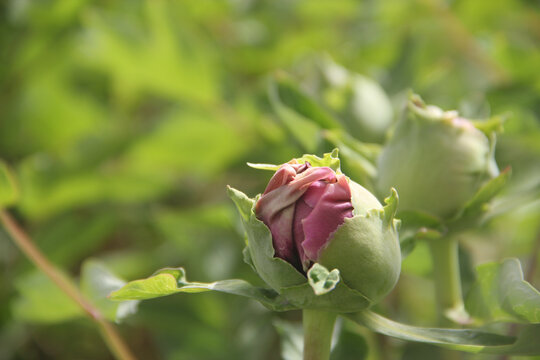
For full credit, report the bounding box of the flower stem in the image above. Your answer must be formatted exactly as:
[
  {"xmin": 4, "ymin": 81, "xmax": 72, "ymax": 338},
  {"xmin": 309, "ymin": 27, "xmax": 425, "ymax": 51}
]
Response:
[
  {"xmin": 428, "ymin": 237, "xmax": 465, "ymax": 326},
  {"xmin": 302, "ymin": 309, "xmax": 337, "ymax": 360},
  {"xmin": 0, "ymin": 210, "xmax": 136, "ymax": 360}
]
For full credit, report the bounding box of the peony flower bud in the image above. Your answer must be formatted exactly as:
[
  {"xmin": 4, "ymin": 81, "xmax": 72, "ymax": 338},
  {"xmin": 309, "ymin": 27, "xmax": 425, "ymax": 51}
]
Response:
[
  {"xmin": 376, "ymin": 94, "xmax": 499, "ymax": 220},
  {"xmin": 229, "ymin": 152, "xmax": 401, "ymax": 311}
]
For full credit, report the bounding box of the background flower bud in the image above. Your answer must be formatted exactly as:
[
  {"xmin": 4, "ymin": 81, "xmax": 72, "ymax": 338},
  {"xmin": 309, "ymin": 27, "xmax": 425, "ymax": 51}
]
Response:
[
  {"xmin": 299, "ymin": 57, "xmax": 395, "ymax": 144},
  {"xmin": 376, "ymin": 94, "xmax": 499, "ymax": 220}
]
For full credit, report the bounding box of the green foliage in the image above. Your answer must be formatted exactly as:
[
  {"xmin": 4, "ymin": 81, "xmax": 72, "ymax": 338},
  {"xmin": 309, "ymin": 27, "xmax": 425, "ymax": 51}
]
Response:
[
  {"xmin": 350, "ymin": 311, "xmax": 540, "ymax": 356},
  {"xmin": 466, "ymin": 259, "xmax": 540, "ymax": 324},
  {"xmin": 1, "ymin": 0, "xmax": 540, "ymax": 358},
  {"xmin": 0, "ymin": 161, "xmax": 18, "ymax": 208}
]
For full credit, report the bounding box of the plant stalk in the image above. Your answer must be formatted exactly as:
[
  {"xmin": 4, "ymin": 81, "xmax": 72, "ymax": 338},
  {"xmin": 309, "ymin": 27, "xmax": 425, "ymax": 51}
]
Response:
[
  {"xmin": 0, "ymin": 210, "xmax": 136, "ymax": 360},
  {"xmin": 302, "ymin": 309, "xmax": 337, "ymax": 360},
  {"xmin": 428, "ymin": 236, "xmax": 465, "ymax": 326}
]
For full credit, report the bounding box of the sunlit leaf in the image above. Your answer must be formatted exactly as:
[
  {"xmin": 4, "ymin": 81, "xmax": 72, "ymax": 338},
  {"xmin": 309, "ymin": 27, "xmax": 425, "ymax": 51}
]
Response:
[{"xmin": 109, "ymin": 266, "xmax": 296, "ymax": 312}]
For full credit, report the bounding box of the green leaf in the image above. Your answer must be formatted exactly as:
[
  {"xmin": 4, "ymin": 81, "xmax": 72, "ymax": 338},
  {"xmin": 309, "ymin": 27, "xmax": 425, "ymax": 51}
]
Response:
[
  {"xmin": 349, "ymin": 310, "xmax": 540, "ymax": 355},
  {"xmin": 0, "ymin": 160, "xmax": 19, "ymax": 208},
  {"xmin": 307, "ymin": 263, "xmax": 340, "ymax": 296},
  {"xmin": 466, "ymin": 258, "xmax": 540, "ymax": 324},
  {"xmin": 109, "ymin": 266, "xmax": 297, "ymax": 312},
  {"xmin": 80, "ymin": 259, "xmax": 139, "ymax": 322}
]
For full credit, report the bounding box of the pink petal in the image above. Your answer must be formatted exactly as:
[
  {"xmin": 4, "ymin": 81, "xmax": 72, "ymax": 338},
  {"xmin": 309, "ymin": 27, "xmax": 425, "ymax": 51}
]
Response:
[{"xmin": 300, "ymin": 175, "xmax": 353, "ymax": 263}]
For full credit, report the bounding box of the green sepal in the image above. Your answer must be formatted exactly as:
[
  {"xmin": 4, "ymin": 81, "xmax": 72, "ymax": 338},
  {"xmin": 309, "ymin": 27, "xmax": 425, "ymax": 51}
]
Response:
[
  {"xmin": 466, "ymin": 258, "xmax": 540, "ymax": 324},
  {"xmin": 382, "ymin": 188, "xmax": 399, "ymax": 228},
  {"xmin": 0, "ymin": 160, "xmax": 19, "ymax": 208},
  {"xmin": 451, "ymin": 167, "xmax": 511, "ymax": 225},
  {"xmin": 471, "ymin": 115, "xmax": 505, "ymax": 136},
  {"xmin": 227, "ymin": 186, "xmax": 307, "ymax": 290},
  {"xmin": 349, "ymin": 310, "xmax": 540, "ymax": 355},
  {"xmin": 307, "ymin": 263, "xmax": 340, "ymax": 296}
]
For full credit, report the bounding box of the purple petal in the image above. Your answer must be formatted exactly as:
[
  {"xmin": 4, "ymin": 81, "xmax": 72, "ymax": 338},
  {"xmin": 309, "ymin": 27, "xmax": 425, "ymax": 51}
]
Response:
[{"xmin": 255, "ymin": 164, "xmax": 341, "ymax": 270}]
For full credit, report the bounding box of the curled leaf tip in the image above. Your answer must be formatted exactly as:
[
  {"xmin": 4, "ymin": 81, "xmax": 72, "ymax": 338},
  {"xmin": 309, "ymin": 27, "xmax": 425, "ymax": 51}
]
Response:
[{"xmin": 247, "ymin": 162, "xmax": 281, "ymax": 171}]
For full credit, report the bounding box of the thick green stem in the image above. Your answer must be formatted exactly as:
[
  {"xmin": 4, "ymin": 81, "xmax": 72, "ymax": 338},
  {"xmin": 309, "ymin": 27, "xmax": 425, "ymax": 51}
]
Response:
[
  {"xmin": 428, "ymin": 237, "xmax": 465, "ymax": 326},
  {"xmin": 302, "ymin": 309, "xmax": 337, "ymax": 360}
]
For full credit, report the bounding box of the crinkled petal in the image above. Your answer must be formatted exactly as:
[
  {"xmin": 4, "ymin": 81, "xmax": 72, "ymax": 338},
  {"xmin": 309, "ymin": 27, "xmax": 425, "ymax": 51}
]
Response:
[
  {"xmin": 256, "ymin": 164, "xmax": 342, "ymax": 270},
  {"xmin": 301, "ymin": 175, "xmax": 353, "ymax": 263}
]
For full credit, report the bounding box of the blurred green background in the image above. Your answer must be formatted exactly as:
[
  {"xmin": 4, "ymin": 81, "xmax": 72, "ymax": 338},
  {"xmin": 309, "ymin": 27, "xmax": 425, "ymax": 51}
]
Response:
[{"xmin": 1, "ymin": 0, "xmax": 539, "ymax": 359}]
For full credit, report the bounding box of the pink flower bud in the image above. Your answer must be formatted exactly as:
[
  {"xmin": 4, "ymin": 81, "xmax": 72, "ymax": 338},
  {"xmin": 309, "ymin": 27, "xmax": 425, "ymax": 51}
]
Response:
[{"xmin": 255, "ymin": 161, "xmax": 353, "ymax": 271}]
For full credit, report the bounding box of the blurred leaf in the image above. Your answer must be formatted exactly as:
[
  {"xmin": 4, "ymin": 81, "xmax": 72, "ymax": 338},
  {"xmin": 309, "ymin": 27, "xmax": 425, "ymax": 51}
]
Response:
[
  {"xmin": 349, "ymin": 310, "xmax": 540, "ymax": 355},
  {"xmin": 0, "ymin": 160, "xmax": 19, "ymax": 208},
  {"xmin": 273, "ymin": 319, "xmax": 303, "ymax": 360},
  {"xmin": 80, "ymin": 259, "xmax": 138, "ymax": 322},
  {"xmin": 33, "ymin": 212, "xmax": 117, "ymax": 268},
  {"xmin": 322, "ymin": 130, "xmax": 379, "ymax": 188},
  {"xmin": 331, "ymin": 323, "xmax": 369, "ymax": 360},
  {"xmin": 17, "ymin": 108, "xmax": 247, "ymax": 218},
  {"xmin": 272, "ymin": 72, "xmax": 341, "ymax": 130},
  {"xmin": 401, "ymin": 240, "xmax": 432, "ymax": 276},
  {"xmin": 466, "ymin": 258, "xmax": 540, "ymax": 324},
  {"xmin": 79, "ymin": 0, "xmax": 218, "ymax": 104},
  {"xmin": 269, "ymin": 78, "xmax": 322, "ymax": 152},
  {"xmin": 12, "ymin": 271, "xmax": 82, "ymax": 323}
]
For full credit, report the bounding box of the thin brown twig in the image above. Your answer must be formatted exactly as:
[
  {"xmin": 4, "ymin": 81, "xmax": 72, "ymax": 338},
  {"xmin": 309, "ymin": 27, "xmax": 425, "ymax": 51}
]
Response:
[{"xmin": 0, "ymin": 210, "xmax": 136, "ymax": 360}]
